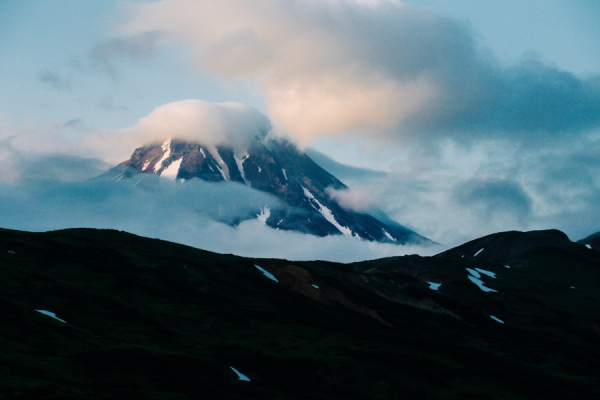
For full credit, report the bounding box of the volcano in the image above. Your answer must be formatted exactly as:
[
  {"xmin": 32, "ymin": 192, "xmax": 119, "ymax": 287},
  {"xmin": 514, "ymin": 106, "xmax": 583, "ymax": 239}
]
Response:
[{"xmin": 104, "ymin": 136, "xmax": 430, "ymax": 245}]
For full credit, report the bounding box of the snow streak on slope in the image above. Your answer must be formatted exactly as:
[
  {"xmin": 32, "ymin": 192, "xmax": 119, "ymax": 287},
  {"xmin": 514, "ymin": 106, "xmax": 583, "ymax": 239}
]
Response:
[
  {"xmin": 234, "ymin": 154, "xmax": 248, "ymax": 184},
  {"xmin": 302, "ymin": 186, "xmax": 353, "ymax": 236},
  {"xmin": 36, "ymin": 310, "xmax": 66, "ymax": 323},
  {"xmin": 468, "ymin": 276, "xmax": 498, "ymax": 293},
  {"xmin": 475, "ymin": 268, "xmax": 496, "ymax": 279},
  {"xmin": 466, "ymin": 268, "xmax": 481, "ymax": 278},
  {"xmin": 230, "ymin": 367, "xmax": 251, "ymax": 381},
  {"xmin": 254, "ymin": 265, "xmax": 278, "ymax": 282},
  {"xmin": 154, "ymin": 140, "xmax": 172, "ymax": 172},
  {"xmin": 382, "ymin": 229, "xmax": 397, "ymax": 242},
  {"xmin": 466, "ymin": 268, "xmax": 497, "ymax": 292},
  {"xmin": 207, "ymin": 146, "xmax": 229, "ymax": 181},
  {"xmin": 161, "ymin": 158, "xmax": 182, "ymax": 180}
]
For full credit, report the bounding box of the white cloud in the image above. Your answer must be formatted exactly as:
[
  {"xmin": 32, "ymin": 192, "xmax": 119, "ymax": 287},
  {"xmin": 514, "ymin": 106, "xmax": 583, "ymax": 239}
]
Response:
[
  {"xmin": 0, "ymin": 173, "xmax": 439, "ymax": 262},
  {"xmin": 117, "ymin": 0, "xmax": 600, "ymax": 148},
  {"xmin": 82, "ymin": 100, "xmax": 272, "ymax": 163},
  {"xmin": 326, "ymin": 186, "xmax": 375, "ymax": 212},
  {"xmin": 116, "ymin": 0, "xmax": 442, "ymax": 145}
]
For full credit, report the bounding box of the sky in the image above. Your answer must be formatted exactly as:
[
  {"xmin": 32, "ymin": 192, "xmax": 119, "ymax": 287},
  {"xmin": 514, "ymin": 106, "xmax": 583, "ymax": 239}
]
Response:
[{"xmin": 1, "ymin": 0, "xmax": 599, "ymax": 260}]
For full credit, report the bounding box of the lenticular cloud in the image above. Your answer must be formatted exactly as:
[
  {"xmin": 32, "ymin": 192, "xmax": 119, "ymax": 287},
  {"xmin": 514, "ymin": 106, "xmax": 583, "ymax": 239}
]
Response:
[{"xmin": 127, "ymin": 100, "xmax": 271, "ymax": 151}]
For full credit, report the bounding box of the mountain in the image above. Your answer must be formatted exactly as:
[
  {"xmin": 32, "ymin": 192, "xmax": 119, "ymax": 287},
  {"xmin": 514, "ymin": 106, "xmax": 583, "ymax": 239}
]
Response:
[
  {"xmin": 1, "ymin": 227, "xmax": 600, "ymax": 399},
  {"xmin": 437, "ymin": 229, "xmax": 585, "ymax": 262},
  {"xmin": 104, "ymin": 137, "xmax": 429, "ymax": 245},
  {"xmin": 577, "ymin": 231, "xmax": 600, "ymax": 251}
]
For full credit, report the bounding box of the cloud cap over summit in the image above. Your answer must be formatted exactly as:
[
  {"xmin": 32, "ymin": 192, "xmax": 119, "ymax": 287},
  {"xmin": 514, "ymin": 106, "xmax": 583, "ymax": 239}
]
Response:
[{"xmin": 126, "ymin": 100, "xmax": 272, "ymax": 150}]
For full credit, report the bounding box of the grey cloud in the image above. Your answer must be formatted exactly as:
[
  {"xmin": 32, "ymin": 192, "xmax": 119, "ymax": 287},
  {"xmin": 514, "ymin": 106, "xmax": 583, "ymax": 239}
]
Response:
[
  {"xmin": 90, "ymin": 32, "xmax": 162, "ymax": 79},
  {"xmin": 305, "ymin": 148, "xmax": 387, "ymax": 182},
  {"xmin": 400, "ymin": 54, "xmax": 600, "ymax": 145},
  {"xmin": 16, "ymin": 155, "xmax": 112, "ymax": 183},
  {"xmin": 38, "ymin": 69, "xmax": 72, "ymax": 90},
  {"xmin": 498, "ymin": 60, "xmax": 600, "ymax": 133},
  {"xmin": 57, "ymin": 118, "xmax": 84, "ymax": 129},
  {"xmin": 452, "ymin": 179, "xmax": 533, "ymax": 223},
  {"xmin": 92, "ymin": 31, "xmax": 162, "ymax": 61},
  {"xmin": 98, "ymin": 96, "xmax": 130, "ymax": 113},
  {"xmin": 41, "ymin": 32, "xmax": 162, "ymax": 88},
  {"xmin": 538, "ymin": 187, "xmax": 600, "ymax": 241}
]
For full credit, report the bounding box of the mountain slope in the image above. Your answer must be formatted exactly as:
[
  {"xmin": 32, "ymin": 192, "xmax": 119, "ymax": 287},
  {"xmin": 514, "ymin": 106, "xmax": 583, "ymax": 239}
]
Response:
[
  {"xmin": 105, "ymin": 137, "xmax": 429, "ymax": 245},
  {"xmin": 1, "ymin": 227, "xmax": 600, "ymax": 399},
  {"xmin": 578, "ymin": 231, "xmax": 600, "ymax": 251}
]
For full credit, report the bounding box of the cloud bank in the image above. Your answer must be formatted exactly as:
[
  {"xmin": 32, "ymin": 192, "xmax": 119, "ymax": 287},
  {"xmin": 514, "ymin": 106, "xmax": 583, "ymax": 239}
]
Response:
[
  {"xmin": 117, "ymin": 0, "xmax": 600, "ymax": 146},
  {"xmin": 0, "ymin": 164, "xmax": 435, "ymax": 262},
  {"xmin": 332, "ymin": 135, "xmax": 600, "ymax": 246}
]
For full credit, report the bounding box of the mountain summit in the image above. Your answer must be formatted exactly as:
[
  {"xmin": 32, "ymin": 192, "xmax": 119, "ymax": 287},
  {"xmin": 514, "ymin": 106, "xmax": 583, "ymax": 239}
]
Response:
[{"xmin": 105, "ymin": 136, "xmax": 429, "ymax": 245}]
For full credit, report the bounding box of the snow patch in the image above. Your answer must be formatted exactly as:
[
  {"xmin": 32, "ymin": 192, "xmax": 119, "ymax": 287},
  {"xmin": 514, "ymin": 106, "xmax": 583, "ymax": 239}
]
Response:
[
  {"xmin": 208, "ymin": 146, "xmax": 230, "ymax": 181},
  {"xmin": 161, "ymin": 157, "xmax": 182, "ymax": 180},
  {"xmin": 234, "ymin": 154, "xmax": 248, "ymax": 184},
  {"xmin": 154, "ymin": 139, "xmax": 172, "ymax": 172},
  {"xmin": 427, "ymin": 281, "xmax": 441, "ymax": 291},
  {"xmin": 468, "ymin": 276, "xmax": 498, "ymax": 293},
  {"xmin": 142, "ymin": 160, "xmax": 151, "ymax": 171},
  {"xmin": 382, "ymin": 229, "xmax": 397, "ymax": 242},
  {"xmin": 466, "ymin": 268, "xmax": 481, "ymax": 279},
  {"xmin": 8, "ymin": 250, "xmax": 15, "ymax": 254},
  {"xmin": 503, "ymin": 265, "xmax": 510, "ymax": 269},
  {"xmin": 230, "ymin": 367, "xmax": 251, "ymax": 382},
  {"xmin": 475, "ymin": 268, "xmax": 496, "ymax": 279},
  {"xmin": 312, "ymin": 284, "xmax": 319, "ymax": 289},
  {"xmin": 474, "ymin": 248, "xmax": 484, "ymax": 257},
  {"xmin": 257, "ymin": 207, "xmax": 271, "ymax": 225},
  {"xmin": 570, "ymin": 286, "xmax": 576, "ymax": 289},
  {"xmin": 35, "ymin": 310, "xmax": 66, "ymax": 323},
  {"xmin": 282, "ymin": 168, "xmax": 287, "ymax": 180},
  {"xmin": 490, "ymin": 315, "xmax": 504, "ymax": 324},
  {"xmin": 585, "ymin": 244, "xmax": 592, "ymax": 249},
  {"xmin": 302, "ymin": 186, "xmax": 354, "ymax": 237},
  {"xmin": 254, "ymin": 265, "xmax": 278, "ymax": 283}
]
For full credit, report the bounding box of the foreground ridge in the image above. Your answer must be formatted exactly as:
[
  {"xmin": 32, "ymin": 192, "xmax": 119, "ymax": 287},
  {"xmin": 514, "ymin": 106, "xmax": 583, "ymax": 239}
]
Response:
[{"xmin": 1, "ymin": 227, "xmax": 599, "ymax": 399}]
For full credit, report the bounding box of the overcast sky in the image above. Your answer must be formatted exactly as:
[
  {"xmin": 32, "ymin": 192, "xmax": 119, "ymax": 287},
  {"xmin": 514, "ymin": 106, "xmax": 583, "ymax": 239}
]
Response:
[{"xmin": 1, "ymin": 0, "xmax": 599, "ymax": 259}]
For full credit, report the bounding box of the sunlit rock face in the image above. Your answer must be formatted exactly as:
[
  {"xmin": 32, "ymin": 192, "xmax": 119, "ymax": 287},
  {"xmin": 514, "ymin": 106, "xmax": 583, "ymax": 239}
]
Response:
[{"xmin": 105, "ymin": 136, "xmax": 430, "ymax": 245}]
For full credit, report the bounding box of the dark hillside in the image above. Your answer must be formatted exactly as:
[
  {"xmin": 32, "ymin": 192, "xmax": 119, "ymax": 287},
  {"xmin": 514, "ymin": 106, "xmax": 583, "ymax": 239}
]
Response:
[{"xmin": 1, "ymin": 228, "xmax": 599, "ymax": 399}]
